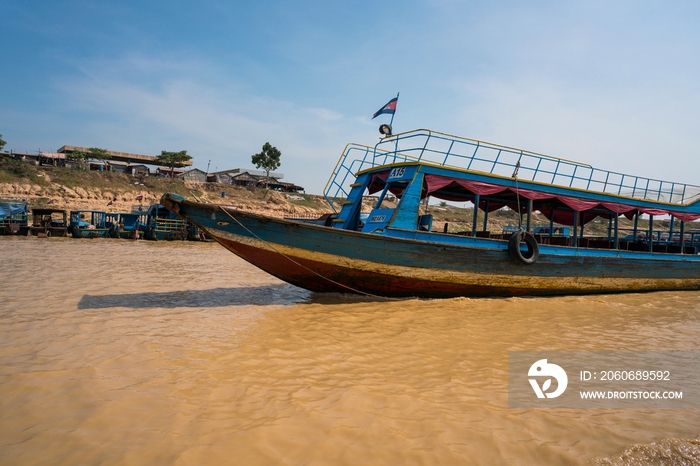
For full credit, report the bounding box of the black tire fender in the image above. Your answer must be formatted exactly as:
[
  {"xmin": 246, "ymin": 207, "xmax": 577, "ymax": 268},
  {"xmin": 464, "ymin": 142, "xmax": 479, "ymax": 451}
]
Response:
[{"xmin": 508, "ymin": 230, "xmax": 539, "ymax": 265}]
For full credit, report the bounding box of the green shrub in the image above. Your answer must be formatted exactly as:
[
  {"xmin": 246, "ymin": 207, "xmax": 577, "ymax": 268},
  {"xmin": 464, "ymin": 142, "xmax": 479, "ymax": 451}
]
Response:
[{"xmin": 0, "ymin": 157, "xmax": 30, "ymax": 178}]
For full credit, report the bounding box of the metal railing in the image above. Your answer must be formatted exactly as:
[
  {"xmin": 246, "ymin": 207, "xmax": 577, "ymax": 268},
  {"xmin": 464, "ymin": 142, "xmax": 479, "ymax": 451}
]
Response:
[
  {"xmin": 152, "ymin": 218, "xmax": 187, "ymax": 231},
  {"xmin": 324, "ymin": 129, "xmax": 700, "ymax": 211}
]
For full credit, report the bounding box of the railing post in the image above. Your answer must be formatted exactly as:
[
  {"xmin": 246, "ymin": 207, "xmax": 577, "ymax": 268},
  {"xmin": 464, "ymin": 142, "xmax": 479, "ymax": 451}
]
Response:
[
  {"xmin": 533, "ymin": 158, "xmax": 543, "ymax": 181},
  {"xmin": 467, "ymin": 143, "xmax": 480, "ymax": 170},
  {"xmin": 441, "ymin": 140, "xmax": 455, "ymax": 166},
  {"xmin": 490, "ymin": 150, "xmax": 503, "ymax": 174},
  {"xmin": 419, "ymin": 133, "xmax": 430, "ymax": 162},
  {"xmin": 570, "ymin": 165, "xmax": 578, "ymax": 187},
  {"xmin": 603, "ymin": 171, "xmax": 610, "ymax": 192},
  {"xmin": 552, "ymin": 160, "xmax": 561, "ymax": 184},
  {"xmin": 586, "ymin": 169, "xmax": 594, "ymax": 190},
  {"xmin": 643, "ymin": 178, "xmax": 650, "ymax": 200}
]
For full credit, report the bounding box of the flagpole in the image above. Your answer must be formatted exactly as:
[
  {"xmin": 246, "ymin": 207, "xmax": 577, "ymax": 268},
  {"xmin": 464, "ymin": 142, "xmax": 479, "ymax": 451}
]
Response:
[{"xmin": 389, "ymin": 92, "xmax": 399, "ymax": 128}]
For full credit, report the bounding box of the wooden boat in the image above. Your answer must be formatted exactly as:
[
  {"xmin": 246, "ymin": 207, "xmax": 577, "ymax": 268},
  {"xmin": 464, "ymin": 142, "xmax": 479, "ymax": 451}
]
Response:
[
  {"xmin": 69, "ymin": 210, "xmax": 111, "ymax": 238},
  {"xmin": 161, "ymin": 129, "xmax": 700, "ymax": 298},
  {"xmin": 144, "ymin": 204, "xmax": 187, "ymax": 241},
  {"xmin": 0, "ymin": 200, "xmax": 29, "ymax": 235},
  {"xmin": 105, "ymin": 212, "xmax": 147, "ymax": 239},
  {"xmin": 25, "ymin": 208, "xmax": 69, "ymax": 237}
]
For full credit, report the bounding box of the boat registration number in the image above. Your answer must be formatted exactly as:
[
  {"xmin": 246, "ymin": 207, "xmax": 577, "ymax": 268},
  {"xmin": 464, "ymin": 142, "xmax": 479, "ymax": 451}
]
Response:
[
  {"xmin": 369, "ymin": 215, "xmax": 387, "ymax": 223},
  {"xmin": 388, "ymin": 167, "xmax": 406, "ymax": 179}
]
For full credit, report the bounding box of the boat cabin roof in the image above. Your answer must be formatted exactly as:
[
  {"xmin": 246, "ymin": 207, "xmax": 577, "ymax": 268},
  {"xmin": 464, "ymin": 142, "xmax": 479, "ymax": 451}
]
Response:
[
  {"xmin": 324, "ymin": 129, "xmax": 700, "ymax": 223},
  {"xmin": 32, "ymin": 208, "xmax": 66, "ymax": 214}
]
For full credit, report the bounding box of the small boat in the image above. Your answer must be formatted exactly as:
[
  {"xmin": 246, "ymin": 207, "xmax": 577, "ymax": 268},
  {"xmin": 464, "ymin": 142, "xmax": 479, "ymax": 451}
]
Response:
[
  {"xmin": 0, "ymin": 200, "xmax": 29, "ymax": 235},
  {"xmin": 105, "ymin": 212, "xmax": 147, "ymax": 239},
  {"xmin": 69, "ymin": 210, "xmax": 111, "ymax": 238},
  {"xmin": 25, "ymin": 208, "xmax": 69, "ymax": 237},
  {"xmin": 161, "ymin": 128, "xmax": 700, "ymax": 298},
  {"xmin": 144, "ymin": 204, "xmax": 187, "ymax": 241}
]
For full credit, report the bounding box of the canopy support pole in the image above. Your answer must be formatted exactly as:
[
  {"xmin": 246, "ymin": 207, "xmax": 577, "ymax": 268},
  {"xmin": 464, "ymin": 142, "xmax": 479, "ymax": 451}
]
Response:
[
  {"xmin": 549, "ymin": 212, "xmax": 554, "ymax": 240},
  {"xmin": 669, "ymin": 217, "xmax": 675, "ymax": 239},
  {"xmin": 526, "ymin": 199, "xmax": 533, "ymax": 233},
  {"xmin": 680, "ymin": 220, "xmax": 686, "ymax": 253},
  {"xmin": 482, "ymin": 200, "xmax": 489, "ymax": 231},
  {"xmin": 471, "ymin": 194, "xmax": 480, "ymax": 237}
]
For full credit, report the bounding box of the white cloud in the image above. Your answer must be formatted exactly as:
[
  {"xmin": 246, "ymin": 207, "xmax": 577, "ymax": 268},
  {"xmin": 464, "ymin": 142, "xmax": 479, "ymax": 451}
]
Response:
[{"xmin": 49, "ymin": 56, "xmax": 372, "ymax": 194}]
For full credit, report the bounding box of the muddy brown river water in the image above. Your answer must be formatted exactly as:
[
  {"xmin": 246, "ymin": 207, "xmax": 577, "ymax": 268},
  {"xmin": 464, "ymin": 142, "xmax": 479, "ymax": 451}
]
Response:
[{"xmin": 1, "ymin": 237, "xmax": 699, "ymax": 465}]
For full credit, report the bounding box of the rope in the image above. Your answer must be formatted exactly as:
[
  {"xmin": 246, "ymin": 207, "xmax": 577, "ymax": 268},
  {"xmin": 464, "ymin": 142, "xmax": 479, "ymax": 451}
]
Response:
[{"xmin": 217, "ymin": 206, "xmax": 397, "ymax": 299}]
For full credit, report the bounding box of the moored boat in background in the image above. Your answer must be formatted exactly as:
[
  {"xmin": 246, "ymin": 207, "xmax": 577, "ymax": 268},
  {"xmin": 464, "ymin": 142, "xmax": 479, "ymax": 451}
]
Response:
[
  {"xmin": 69, "ymin": 210, "xmax": 111, "ymax": 238},
  {"xmin": 0, "ymin": 200, "xmax": 29, "ymax": 235},
  {"xmin": 25, "ymin": 208, "xmax": 69, "ymax": 237},
  {"xmin": 106, "ymin": 212, "xmax": 147, "ymax": 239},
  {"xmin": 144, "ymin": 204, "xmax": 187, "ymax": 241},
  {"xmin": 162, "ymin": 128, "xmax": 700, "ymax": 298}
]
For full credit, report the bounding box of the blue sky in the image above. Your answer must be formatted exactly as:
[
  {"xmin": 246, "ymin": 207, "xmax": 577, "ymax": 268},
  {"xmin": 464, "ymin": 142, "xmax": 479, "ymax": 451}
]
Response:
[{"xmin": 2, "ymin": 1, "xmax": 700, "ymax": 195}]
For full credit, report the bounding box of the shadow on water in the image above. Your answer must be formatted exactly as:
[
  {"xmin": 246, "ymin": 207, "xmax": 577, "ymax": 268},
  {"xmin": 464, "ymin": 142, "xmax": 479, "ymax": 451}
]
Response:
[
  {"xmin": 78, "ymin": 284, "xmax": 312, "ymax": 309},
  {"xmin": 78, "ymin": 284, "xmax": 412, "ymax": 310}
]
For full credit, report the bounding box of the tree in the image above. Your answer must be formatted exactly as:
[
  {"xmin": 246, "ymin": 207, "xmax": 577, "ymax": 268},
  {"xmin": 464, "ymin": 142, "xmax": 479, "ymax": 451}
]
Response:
[
  {"xmin": 88, "ymin": 147, "xmax": 111, "ymax": 160},
  {"xmin": 88, "ymin": 147, "xmax": 112, "ymax": 170},
  {"xmin": 251, "ymin": 142, "xmax": 281, "ymax": 189},
  {"xmin": 66, "ymin": 149, "xmax": 90, "ymax": 169},
  {"xmin": 0, "ymin": 134, "xmax": 6, "ymax": 151},
  {"xmin": 156, "ymin": 150, "xmax": 192, "ymax": 178}
]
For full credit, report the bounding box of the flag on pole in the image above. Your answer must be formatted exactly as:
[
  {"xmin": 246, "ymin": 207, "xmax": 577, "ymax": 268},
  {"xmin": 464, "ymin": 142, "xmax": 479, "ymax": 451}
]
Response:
[
  {"xmin": 372, "ymin": 97, "xmax": 398, "ymax": 119},
  {"xmin": 136, "ymin": 195, "xmax": 143, "ymax": 201},
  {"xmin": 107, "ymin": 200, "xmax": 113, "ymax": 206}
]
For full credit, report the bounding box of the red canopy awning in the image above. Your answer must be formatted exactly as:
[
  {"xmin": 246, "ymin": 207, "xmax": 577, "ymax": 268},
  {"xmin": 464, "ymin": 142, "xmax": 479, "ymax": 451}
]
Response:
[{"xmin": 420, "ymin": 173, "xmax": 700, "ymax": 225}]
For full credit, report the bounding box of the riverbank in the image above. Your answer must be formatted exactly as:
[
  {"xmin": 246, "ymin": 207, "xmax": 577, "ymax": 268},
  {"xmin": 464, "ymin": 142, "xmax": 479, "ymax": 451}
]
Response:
[
  {"xmin": 1, "ymin": 158, "xmax": 684, "ymax": 235},
  {"xmin": 0, "ymin": 159, "xmax": 331, "ymax": 219},
  {"xmin": 0, "ymin": 159, "xmax": 518, "ymax": 232}
]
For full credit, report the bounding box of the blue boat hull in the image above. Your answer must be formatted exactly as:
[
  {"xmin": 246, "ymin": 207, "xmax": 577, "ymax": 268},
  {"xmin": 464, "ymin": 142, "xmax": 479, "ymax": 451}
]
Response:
[
  {"xmin": 162, "ymin": 195, "xmax": 700, "ymax": 298},
  {"xmin": 71, "ymin": 227, "xmax": 110, "ymax": 238}
]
